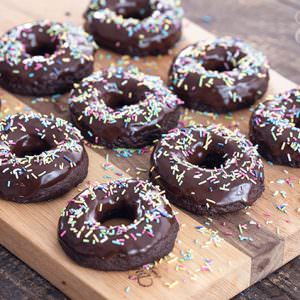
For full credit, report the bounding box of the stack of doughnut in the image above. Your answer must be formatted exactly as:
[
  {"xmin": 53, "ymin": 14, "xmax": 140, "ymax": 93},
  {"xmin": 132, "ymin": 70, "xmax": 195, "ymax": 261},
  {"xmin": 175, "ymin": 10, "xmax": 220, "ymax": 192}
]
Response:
[{"xmin": 1, "ymin": 0, "xmax": 296, "ymax": 272}]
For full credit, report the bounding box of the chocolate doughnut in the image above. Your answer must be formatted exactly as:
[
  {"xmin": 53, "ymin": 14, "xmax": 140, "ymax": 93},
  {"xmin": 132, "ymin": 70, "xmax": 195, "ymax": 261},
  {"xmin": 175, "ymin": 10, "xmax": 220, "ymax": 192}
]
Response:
[
  {"xmin": 58, "ymin": 178, "xmax": 179, "ymax": 271},
  {"xmin": 69, "ymin": 67, "xmax": 182, "ymax": 148},
  {"xmin": 84, "ymin": 0, "xmax": 183, "ymax": 56},
  {"xmin": 0, "ymin": 112, "xmax": 88, "ymax": 203},
  {"xmin": 150, "ymin": 125, "xmax": 264, "ymax": 215},
  {"xmin": 169, "ymin": 37, "xmax": 269, "ymax": 113},
  {"xmin": 250, "ymin": 88, "xmax": 300, "ymax": 167},
  {"xmin": 0, "ymin": 20, "xmax": 95, "ymax": 96}
]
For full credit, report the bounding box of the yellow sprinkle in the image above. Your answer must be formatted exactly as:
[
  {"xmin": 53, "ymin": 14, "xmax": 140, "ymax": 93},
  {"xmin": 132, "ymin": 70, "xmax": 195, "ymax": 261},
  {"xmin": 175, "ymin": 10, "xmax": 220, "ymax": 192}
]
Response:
[
  {"xmin": 167, "ymin": 257, "xmax": 178, "ymax": 264},
  {"xmin": 166, "ymin": 280, "xmax": 179, "ymax": 289},
  {"xmin": 85, "ymin": 229, "xmax": 93, "ymax": 238},
  {"xmin": 206, "ymin": 198, "xmax": 216, "ymax": 204},
  {"xmin": 93, "ymin": 234, "xmax": 99, "ymax": 243}
]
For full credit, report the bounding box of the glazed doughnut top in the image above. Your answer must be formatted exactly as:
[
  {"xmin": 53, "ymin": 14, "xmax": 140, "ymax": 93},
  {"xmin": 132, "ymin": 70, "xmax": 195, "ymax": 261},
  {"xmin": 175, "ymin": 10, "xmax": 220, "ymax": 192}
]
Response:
[
  {"xmin": 151, "ymin": 125, "xmax": 264, "ymax": 210},
  {"xmin": 84, "ymin": 0, "xmax": 183, "ymax": 55},
  {"xmin": 169, "ymin": 36, "xmax": 269, "ymax": 112},
  {"xmin": 0, "ymin": 20, "xmax": 95, "ymax": 80},
  {"xmin": 58, "ymin": 179, "xmax": 178, "ymax": 259},
  {"xmin": 250, "ymin": 88, "xmax": 300, "ymax": 166},
  {"xmin": 0, "ymin": 112, "xmax": 85, "ymax": 201},
  {"xmin": 69, "ymin": 67, "xmax": 183, "ymax": 145}
]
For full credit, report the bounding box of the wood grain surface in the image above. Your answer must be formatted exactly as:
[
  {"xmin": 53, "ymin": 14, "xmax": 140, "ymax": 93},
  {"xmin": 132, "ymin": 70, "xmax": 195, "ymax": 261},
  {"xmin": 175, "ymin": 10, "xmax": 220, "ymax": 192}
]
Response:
[
  {"xmin": 0, "ymin": 0, "xmax": 299, "ymax": 299},
  {"xmin": 0, "ymin": 67, "xmax": 253, "ymax": 300}
]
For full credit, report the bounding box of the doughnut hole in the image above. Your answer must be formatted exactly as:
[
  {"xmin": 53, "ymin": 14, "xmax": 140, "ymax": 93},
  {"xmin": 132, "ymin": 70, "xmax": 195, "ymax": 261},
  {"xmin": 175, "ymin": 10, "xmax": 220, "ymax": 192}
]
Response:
[
  {"xmin": 12, "ymin": 134, "xmax": 52, "ymax": 157},
  {"xmin": 25, "ymin": 31, "xmax": 59, "ymax": 57},
  {"xmin": 105, "ymin": 92, "xmax": 141, "ymax": 109},
  {"xmin": 203, "ymin": 59, "xmax": 235, "ymax": 73},
  {"xmin": 98, "ymin": 201, "xmax": 136, "ymax": 227},
  {"xmin": 202, "ymin": 46, "xmax": 246, "ymax": 73},
  {"xmin": 104, "ymin": 78, "xmax": 151, "ymax": 110},
  {"xmin": 116, "ymin": 1, "xmax": 153, "ymax": 20},
  {"xmin": 188, "ymin": 150, "xmax": 228, "ymax": 170}
]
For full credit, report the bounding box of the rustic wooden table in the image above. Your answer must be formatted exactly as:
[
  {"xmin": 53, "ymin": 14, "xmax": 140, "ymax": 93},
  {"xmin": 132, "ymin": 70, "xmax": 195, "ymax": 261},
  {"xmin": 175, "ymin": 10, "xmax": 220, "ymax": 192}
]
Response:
[{"xmin": 0, "ymin": 0, "xmax": 300, "ymax": 299}]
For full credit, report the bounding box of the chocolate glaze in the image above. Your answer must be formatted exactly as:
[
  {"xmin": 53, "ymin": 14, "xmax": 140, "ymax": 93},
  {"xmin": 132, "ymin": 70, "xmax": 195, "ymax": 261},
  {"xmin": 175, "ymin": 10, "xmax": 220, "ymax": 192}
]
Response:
[
  {"xmin": 0, "ymin": 20, "xmax": 95, "ymax": 96},
  {"xmin": 250, "ymin": 88, "xmax": 300, "ymax": 167},
  {"xmin": 169, "ymin": 37, "xmax": 269, "ymax": 113},
  {"xmin": 150, "ymin": 125, "xmax": 265, "ymax": 215},
  {"xmin": 58, "ymin": 178, "xmax": 179, "ymax": 271},
  {"xmin": 84, "ymin": 0, "xmax": 183, "ymax": 56},
  {"xmin": 0, "ymin": 113, "xmax": 88, "ymax": 203},
  {"xmin": 69, "ymin": 67, "xmax": 182, "ymax": 148}
]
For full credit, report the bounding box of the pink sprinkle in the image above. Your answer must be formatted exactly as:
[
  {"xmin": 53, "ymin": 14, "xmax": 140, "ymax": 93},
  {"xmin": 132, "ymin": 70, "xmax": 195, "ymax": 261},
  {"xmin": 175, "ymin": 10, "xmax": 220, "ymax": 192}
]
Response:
[
  {"xmin": 130, "ymin": 233, "xmax": 137, "ymax": 241},
  {"xmin": 60, "ymin": 230, "xmax": 66, "ymax": 237},
  {"xmin": 34, "ymin": 63, "xmax": 43, "ymax": 71},
  {"xmin": 223, "ymin": 231, "xmax": 234, "ymax": 236},
  {"xmin": 146, "ymin": 231, "xmax": 155, "ymax": 238}
]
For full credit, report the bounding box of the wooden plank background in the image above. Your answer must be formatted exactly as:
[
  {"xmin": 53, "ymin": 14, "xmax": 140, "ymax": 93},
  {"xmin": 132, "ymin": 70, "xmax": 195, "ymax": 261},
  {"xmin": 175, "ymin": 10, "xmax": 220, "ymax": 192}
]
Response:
[{"xmin": 0, "ymin": 0, "xmax": 300, "ymax": 299}]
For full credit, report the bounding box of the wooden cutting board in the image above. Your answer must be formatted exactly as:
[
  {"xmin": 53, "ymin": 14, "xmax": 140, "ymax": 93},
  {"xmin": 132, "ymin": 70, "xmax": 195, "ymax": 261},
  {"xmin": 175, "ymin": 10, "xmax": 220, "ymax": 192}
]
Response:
[{"xmin": 0, "ymin": 1, "xmax": 299, "ymax": 299}]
